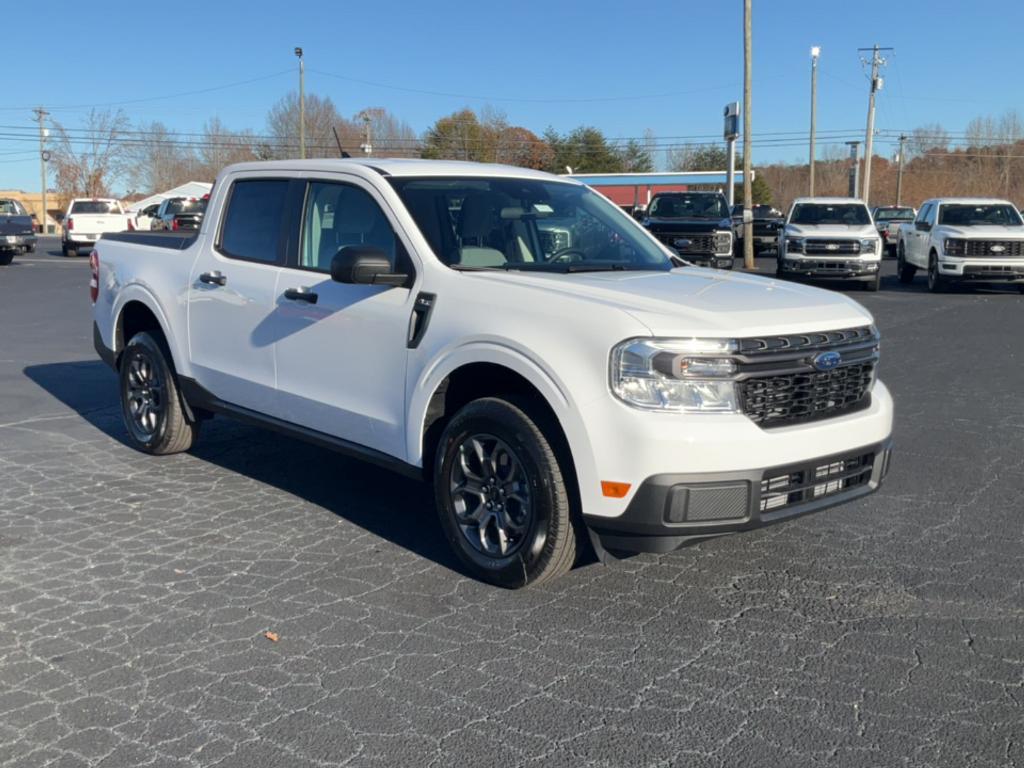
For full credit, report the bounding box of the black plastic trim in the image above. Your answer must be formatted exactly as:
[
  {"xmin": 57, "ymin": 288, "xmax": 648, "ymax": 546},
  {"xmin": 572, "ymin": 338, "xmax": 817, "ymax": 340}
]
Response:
[
  {"xmin": 178, "ymin": 377, "xmax": 423, "ymax": 480},
  {"xmin": 93, "ymin": 321, "xmax": 117, "ymax": 370},
  {"xmin": 584, "ymin": 438, "xmax": 892, "ymax": 554},
  {"xmin": 407, "ymin": 292, "xmax": 436, "ymax": 349}
]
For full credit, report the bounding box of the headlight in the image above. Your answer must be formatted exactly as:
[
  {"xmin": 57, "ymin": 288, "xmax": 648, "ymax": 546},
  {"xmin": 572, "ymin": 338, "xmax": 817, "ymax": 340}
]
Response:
[
  {"xmin": 713, "ymin": 231, "xmax": 732, "ymax": 254},
  {"xmin": 786, "ymin": 237, "xmax": 804, "ymax": 254},
  {"xmin": 944, "ymin": 238, "xmax": 966, "ymax": 256},
  {"xmin": 610, "ymin": 338, "xmax": 740, "ymax": 413},
  {"xmin": 859, "ymin": 238, "xmax": 878, "ymax": 254}
]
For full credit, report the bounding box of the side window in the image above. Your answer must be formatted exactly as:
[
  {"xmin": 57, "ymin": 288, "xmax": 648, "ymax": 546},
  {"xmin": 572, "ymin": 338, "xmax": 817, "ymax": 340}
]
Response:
[
  {"xmin": 916, "ymin": 204, "xmax": 932, "ymax": 225},
  {"xmin": 219, "ymin": 180, "xmax": 289, "ymax": 263},
  {"xmin": 300, "ymin": 181, "xmax": 397, "ymax": 272},
  {"xmin": 924, "ymin": 204, "xmax": 938, "ymax": 226}
]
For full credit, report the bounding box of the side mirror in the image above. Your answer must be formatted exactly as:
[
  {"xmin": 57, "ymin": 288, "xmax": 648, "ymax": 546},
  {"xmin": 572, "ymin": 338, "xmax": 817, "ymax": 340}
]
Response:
[
  {"xmin": 331, "ymin": 245, "xmax": 408, "ymax": 287},
  {"xmin": 915, "ymin": 221, "xmax": 931, "ymax": 232}
]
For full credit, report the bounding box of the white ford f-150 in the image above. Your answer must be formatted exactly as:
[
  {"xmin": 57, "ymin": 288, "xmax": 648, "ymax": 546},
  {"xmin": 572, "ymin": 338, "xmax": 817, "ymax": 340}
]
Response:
[
  {"xmin": 895, "ymin": 198, "xmax": 1024, "ymax": 292},
  {"xmin": 777, "ymin": 197, "xmax": 883, "ymax": 291},
  {"xmin": 62, "ymin": 198, "xmax": 130, "ymax": 256},
  {"xmin": 91, "ymin": 159, "xmax": 894, "ymax": 587}
]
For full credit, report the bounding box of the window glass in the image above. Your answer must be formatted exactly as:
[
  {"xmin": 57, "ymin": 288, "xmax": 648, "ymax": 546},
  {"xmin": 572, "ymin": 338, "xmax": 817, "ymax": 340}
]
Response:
[
  {"xmin": 219, "ymin": 180, "xmax": 289, "ymax": 263},
  {"xmin": 924, "ymin": 204, "xmax": 938, "ymax": 226},
  {"xmin": 790, "ymin": 203, "xmax": 871, "ymax": 226},
  {"xmin": 389, "ymin": 177, "xmax": 671, "ymax": 273},
  {"xmin": 301, "ymin": 182, "xmax": 397, "ymax": 272},
  {"xmin": 649, "ymin": 193, "xmax": 729, "ymax": 219},
  {"xmin": 938, "ymin": 204, "xmax": 1022, "ymax": 226},
  {"xmin": 915, "ymin": 204, "xmax": 931, "ymax": 223},
  {"xmin": 70, "ymin": 200, "xmax": 120, "ymax": 214}
]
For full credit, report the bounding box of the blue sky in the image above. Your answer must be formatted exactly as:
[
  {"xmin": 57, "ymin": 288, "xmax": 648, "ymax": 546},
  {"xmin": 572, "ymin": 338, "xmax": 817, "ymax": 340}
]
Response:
[{"xmin": 2, "ymin": 0, "xmax": 1021, "ymax": 191}]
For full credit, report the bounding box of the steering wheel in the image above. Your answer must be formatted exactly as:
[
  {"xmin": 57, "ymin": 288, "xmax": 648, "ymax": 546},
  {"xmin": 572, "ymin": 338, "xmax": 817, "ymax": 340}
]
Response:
[{"xmin": 547, "ymin": 247, "xmax": 588, "ymax": 264}]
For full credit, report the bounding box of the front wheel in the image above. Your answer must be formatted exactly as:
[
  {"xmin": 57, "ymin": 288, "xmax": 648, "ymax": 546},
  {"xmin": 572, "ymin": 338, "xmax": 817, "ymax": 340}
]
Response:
[
  {"xmin": 897, "ymin": 245, "xmax": 916, "ymax": 285},
  {"xmin": 434, "ymin": 397, "xmax": 577, "ymax": 588},
  {"xmin": 119, "ymin": 332, "xmax": 199, "ymax": 455},
  {"xmin": 927, "ymin": 254, "xmax": 948, "ymax": 293},
  {"xmin": 863, "ymin": 272, "xmax": 881, "ymax": 292},
  {"xmin": 0, "ymin": 251, "xmax": 13, "ymax": 266}
]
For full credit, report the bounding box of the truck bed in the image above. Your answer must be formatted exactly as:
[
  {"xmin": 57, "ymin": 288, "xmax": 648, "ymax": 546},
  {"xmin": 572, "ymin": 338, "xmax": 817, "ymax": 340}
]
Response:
[{"xmin": 102, "ymin": 231, "xmax": 198, "ymax": 250}]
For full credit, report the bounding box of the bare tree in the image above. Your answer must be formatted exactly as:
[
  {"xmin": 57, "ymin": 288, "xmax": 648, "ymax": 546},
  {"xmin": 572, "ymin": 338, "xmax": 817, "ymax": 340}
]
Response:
[
  {"xmin": 267, "ymin": 91, "xmax": 358, "ymax": 158},
  {"xmin": 125, "ymin": 121, "xmax": 197, "ymax": 194},
  {"xmin": 199, "ymin": 117, "xmax": 259, "ymax": 177},
  {"xmin": 50, "ymin": 108, "xmax": 132, "ymax": 200},
  {"xmin": 353, "ymin": 108, "xmax": 420, "ymax": 158}
]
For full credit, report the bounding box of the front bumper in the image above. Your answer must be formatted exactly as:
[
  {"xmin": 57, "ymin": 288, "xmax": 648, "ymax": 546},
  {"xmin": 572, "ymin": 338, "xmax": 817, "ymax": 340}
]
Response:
[
  {"xmin": 780, "ymin": 257, "xmax": 880, "ymax": 281},
  {"xmin": 937, "ymin": 258, "xmax": 1024, "ymax": 283},
  {"xmin": 586, "ymin": 437, "xmax": 893, "ymax": 554},
  {"xmin": 687, "ymin": 254, "xmax": 734, "ymax": 269}
]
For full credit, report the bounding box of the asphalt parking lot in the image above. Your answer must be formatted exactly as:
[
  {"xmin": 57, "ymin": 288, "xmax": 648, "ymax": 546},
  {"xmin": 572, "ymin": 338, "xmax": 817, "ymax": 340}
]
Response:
[{"xmin": 1, "ymin": 238, "xmax": 1022, "ymax": 768}]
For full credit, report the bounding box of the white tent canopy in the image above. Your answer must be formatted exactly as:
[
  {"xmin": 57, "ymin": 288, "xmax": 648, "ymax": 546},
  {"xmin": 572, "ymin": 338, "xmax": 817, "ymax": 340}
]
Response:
[{"xmin": 127, "ymin": 181, "xmax": 212, "ymax": 213}]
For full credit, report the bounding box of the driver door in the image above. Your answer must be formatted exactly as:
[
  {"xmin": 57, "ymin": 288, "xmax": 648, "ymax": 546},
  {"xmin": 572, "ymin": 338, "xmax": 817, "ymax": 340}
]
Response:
[{"xmin": 272, "ymin": 177, "xmax": 418, "ymax": 460}]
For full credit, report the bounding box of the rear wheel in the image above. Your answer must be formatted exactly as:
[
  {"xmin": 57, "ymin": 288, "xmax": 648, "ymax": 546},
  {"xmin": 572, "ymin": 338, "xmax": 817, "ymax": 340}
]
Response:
[
  {"xmin": 434, "ymin": 397, "xmax": 577, "ymax": 588},
  {"xmin": 119, "ymin": 332, "xmax": 199, "ymax": 455},
  {"xmin": 62, "ymin": 242, "xmax": 76, "ymax": 258}
]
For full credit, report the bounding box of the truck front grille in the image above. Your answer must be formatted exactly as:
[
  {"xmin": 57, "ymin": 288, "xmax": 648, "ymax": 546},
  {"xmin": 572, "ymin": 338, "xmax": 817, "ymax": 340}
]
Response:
[
  {"xmin": 760, "ymin": 450, "xmax": 875, "ymax": 513},
  {"xmin": 656, "ymin": 233, "xmax": 715, "ymax": 253},
  {"xmin": 804, "ymin": 239, "xmax": 861, "ymax": 255},
  {"xmin": 735, "ymin": 326, "xmax": 879, "ymax": 428},
  {"xmin": 739, "ymin": 363, "xmax": 875, "ymax": 426},
  {"xmin": 963, "ymin": 240, "xmax": 1024, "ymax": 257}
]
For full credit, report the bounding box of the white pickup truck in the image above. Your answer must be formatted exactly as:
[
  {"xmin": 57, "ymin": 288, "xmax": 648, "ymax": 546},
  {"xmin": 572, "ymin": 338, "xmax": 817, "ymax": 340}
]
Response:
[
  {"xmin": 777, "ymin": 197, "xmax": 883, "ymax": 291},
  {"xmin": 895, "ymin": 198, "xmax": 1024, "ymax": 293},
  {"xmin": 91, "ymin": 159, "xmax": 893, "ymax": 587},
  {"xmin": 62, "ymin": 198, "xmax": 131, "ymax": 256}
]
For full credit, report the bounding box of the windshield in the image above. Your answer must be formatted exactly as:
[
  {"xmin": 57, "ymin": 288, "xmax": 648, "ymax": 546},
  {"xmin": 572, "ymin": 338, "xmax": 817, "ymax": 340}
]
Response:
[
  {"xmin": 649, "ymin": 194, "xmax": 729, "ymax": 220},
  {"xmin": 938, "ymin": 204, "xmax": 1023, "ymax": 227},
  {"xmin": 388, "ymin": 177, "xmax": 672, "ymax": 273},
  {"xmin": 790, "ymin": 203, "xmax": 871, "ymax": 226},
  {"xmin": 70, "ymin": 200, "xmax": 120, "ymax": 215},
  {"xmin": 874, "ymin": 207, "xmax": 914, "ymax": 221}
]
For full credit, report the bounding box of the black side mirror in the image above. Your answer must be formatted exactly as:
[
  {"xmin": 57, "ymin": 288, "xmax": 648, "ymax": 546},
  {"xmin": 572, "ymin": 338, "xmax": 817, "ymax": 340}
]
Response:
[
  {"xmin": 331, "ymin": 245, "xmax": 408, "ymax": 287},
  {"xmin": 915, "ymin": 221, "xmax": 931, "ymax": 232}
]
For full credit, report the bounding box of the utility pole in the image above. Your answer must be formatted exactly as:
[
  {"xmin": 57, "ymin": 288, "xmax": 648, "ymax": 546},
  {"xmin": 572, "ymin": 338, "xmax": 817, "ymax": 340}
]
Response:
[
  {"xmin": 294, "ymin": 47, "xmax": 305, "ymax": 159},
  {"xmin": 724, "ymin": 102, "xmax": 739, "ymax": 207},
  {"xmin": 858, "ymin": 45, "xmax": 891, "ymax": 204},
  {"xmin": 809, "ymin": 46, "xmax": 820, "ymax": 196},
  {"xmin": 895, "ymin": 134, "xmax": 906, "ymax": 206},
  {"xmin": 33, "ymin": 107, "xmax": 49, "ymax": 235},
  {"xmin": 846, "ymin": 141, "xmax": 861, "ymax": 198},
  {"xmin": 358, "ymin": 110, "xmax": 373, "ymax": 156},
  {"xmin": 741, "ymin": 0, "xmax": 754, "ymax": 270}
]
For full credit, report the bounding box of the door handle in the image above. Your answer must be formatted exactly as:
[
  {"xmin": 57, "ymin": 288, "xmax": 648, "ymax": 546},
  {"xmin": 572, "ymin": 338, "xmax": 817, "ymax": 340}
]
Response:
[
  {"xmin": 199, "ymin": 271, "xmax": 227, "ymax": 286},
  {"xmin": 284, "ymin": 287, "xmax": 318, "ymax": 304}
]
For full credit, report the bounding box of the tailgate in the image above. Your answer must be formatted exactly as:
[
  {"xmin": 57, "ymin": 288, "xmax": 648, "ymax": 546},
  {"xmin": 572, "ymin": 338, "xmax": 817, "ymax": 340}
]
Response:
[{"xmin": 69, "ymin": 214, "xmax": 127, "ymax": 237}]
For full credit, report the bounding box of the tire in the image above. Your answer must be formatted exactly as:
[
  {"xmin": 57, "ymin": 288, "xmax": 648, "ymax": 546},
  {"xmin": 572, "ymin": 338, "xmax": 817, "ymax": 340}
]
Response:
[
  {"xmin": 863, "ymin": 272, "xmax": 881, "ymax": 292},
  {"xmin": 119, "ymin": 332, "xmax": 199, "ymax": 455},
  {"xmin": 0, "ymin": 251, "xmax": 13, "ymax": 266},
  {"xmin": 927, "ymin": 253, "xmax": 947, "ymax": 294},
  {"xmin": 25, "ymin": 243, "xmax": 36, "ymax": 254},
  {"xmin": 897, "ymin": 244, "xmax": 916, "ymax": 284},
  {"xmin": 62, "ymin": 242, "xmax": 76, "ymax": 258},
  {"xmin": 434, "ymin": 396, "xmax": 577, "ymax": 588}
]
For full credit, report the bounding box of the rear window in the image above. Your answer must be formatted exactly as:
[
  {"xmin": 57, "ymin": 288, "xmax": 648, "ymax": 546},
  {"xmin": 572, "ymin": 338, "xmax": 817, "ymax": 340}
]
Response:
[
  {"xmin": 218, "ymin": 180, "xmax": 289, "ymax": 263},
  {"xmin": 0, "ymin": 199, "xmax": 27, "ymax": 215},
  {"xmin": 874, "ymin": 208, "xmax": 914, "ymax": 221},
  {"xmin": 165, "ymin": 199, "xmax": 202, "ymax": 215},
  {"xmin": 71, "ymin": 200, "xmax": 120, "ymax": 214}
]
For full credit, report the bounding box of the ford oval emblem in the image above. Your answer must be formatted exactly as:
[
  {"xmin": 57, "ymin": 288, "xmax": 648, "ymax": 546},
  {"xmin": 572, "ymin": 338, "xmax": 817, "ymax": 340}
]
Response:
[
  {"xmin": 813, "ymin": 351, "xmax": 842, "ymax": 371},
  {"xmin": 674, "ymin": 238, "xmax": 692, "ymax": 248},
  {"xmin": 990, "ymin": 244, "xmax": 1006, "ymax": 253}
]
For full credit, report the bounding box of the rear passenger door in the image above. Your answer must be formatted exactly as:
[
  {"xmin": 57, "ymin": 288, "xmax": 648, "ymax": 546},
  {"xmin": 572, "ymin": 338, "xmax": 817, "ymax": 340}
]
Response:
[
  {"xmin": 273, "ymin": 177, "xmax": 417, "ymax": 460},
  {"xmin": 187, "ymin": 176, "xmax": 292, "ymax": 414}
]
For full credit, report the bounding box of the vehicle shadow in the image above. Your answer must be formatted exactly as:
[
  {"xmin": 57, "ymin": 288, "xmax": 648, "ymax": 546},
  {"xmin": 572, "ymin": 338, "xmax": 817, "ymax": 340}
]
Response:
[{"xmin": 22, "ymin": 360, "xmax": 460, "ymax": 575}]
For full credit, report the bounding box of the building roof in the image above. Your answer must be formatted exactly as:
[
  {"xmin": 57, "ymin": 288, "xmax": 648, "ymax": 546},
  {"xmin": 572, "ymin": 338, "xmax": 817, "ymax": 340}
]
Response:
[{"xmin": 567, "ymin": 171, "xmax": 748, "ymax": 187}]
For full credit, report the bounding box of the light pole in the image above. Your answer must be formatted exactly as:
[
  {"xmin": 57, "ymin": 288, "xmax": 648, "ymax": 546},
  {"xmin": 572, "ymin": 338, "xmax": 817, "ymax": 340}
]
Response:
[
  {"xmin": 741, "ymin": 0, "xmax": 754, "ymax": 270},
  {"xmin": 34, "ymin": 107, "xmax": 49, "ymax": 235},
  {"xmin": 294, "ymin": 47, "xmax": 305, "ymax": 159},
  {"xmin": 809, "ymin": 46, "xmax": 820, "ymax": 196}
]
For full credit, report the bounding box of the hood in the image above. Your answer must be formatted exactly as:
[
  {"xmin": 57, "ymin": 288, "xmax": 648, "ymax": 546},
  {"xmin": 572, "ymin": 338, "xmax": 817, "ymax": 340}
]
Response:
[
  {"xmin": 644, "ymin": 218, "xmax": 731, "ymax": 233},
  {"xmin": 785, "ymin": 223, "xmax": 877, "ymax": 238},
  {"xmin": 467, "ymin": 267, "xmax": 872, "ymax": 338},
  {"xmin": 938, "ymin": 224, "xmax": 1024, "ymax": 238}
]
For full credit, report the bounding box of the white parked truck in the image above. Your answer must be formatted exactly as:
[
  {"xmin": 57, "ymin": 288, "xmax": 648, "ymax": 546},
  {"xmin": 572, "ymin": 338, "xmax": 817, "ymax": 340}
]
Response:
[
  {"xmin": 777, "ymin": 198, "xmax": 883, "ymax": 291},
  {"xmin": 895, "ymin": 198, "xmax": 1024, "ymax": 292},
  {"xmin": 62, "ymin": 198, "xmax": 131, "ymax": 256},
  {"xmin": 91, "ymin": 159, "xmax": 894, "ymax": 587}
]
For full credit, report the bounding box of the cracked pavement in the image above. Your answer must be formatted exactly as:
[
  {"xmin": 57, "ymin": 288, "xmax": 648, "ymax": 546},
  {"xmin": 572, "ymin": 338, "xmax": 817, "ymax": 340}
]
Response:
[{"xmin": 1, "ymin": 242, "xmax": 1021, "ymax": 767}]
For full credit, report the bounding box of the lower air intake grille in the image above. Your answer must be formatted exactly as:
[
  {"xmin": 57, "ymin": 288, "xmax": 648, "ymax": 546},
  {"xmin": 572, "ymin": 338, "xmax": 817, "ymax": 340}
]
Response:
[{"xmin": 760, "ymin": 451, "xmax": 875, "ymax": 513}]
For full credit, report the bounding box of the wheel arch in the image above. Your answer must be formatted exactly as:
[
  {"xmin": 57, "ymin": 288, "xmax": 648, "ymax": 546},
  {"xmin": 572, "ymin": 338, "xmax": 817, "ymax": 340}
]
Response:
[{"xmin": 112, "ymin": 287, "xmax": 185, "ymax": 375}]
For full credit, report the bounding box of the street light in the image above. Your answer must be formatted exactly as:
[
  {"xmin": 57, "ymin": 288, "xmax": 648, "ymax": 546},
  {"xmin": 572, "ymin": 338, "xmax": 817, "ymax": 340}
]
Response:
[
  {"xmin": 809, "ymin": 46, "xmax": 820, "ymax": 196},
  {"xmin": 294, "ymin": 47, "xmax": 305, "ymax": 159}
]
